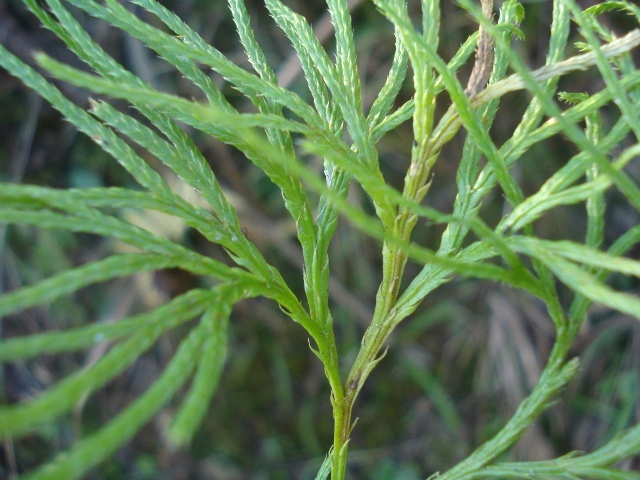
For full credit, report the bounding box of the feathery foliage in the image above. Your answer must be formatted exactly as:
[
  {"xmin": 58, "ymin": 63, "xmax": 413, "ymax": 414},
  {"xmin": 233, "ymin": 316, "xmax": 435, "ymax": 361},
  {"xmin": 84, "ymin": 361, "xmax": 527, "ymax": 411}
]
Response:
[{"xmin": 1, "ymin": 0, "xmax": 640, "ymax": 478}]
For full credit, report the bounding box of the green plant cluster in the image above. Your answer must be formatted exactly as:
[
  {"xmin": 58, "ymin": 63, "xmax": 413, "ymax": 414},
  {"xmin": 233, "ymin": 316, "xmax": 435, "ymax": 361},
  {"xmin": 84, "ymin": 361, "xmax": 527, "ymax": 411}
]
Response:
[{"xmin": 1, "ymin": 0, "xmax": 640, "ymax": 479}]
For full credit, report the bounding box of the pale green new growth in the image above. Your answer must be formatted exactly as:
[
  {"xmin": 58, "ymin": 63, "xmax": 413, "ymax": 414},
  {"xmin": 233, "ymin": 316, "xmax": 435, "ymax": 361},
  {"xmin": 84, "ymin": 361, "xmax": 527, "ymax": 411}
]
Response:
[{"xmin": 1, "ymin": 0, "xmax": 640, "ymax": 479}]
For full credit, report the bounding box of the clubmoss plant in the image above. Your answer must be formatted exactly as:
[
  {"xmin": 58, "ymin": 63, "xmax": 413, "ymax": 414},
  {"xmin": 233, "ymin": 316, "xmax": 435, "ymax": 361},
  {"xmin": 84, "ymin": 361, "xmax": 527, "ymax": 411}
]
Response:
[{"xmin": 1, "ymin": 0, "xmax": 640, "ymax": 478}]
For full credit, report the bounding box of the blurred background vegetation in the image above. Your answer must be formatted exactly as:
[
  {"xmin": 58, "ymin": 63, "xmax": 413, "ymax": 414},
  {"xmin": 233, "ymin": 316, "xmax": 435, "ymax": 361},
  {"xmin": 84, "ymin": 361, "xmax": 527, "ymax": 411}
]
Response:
[{"xmin": 1, "ymin": 0, "xmax": 639, "ymax": 478}]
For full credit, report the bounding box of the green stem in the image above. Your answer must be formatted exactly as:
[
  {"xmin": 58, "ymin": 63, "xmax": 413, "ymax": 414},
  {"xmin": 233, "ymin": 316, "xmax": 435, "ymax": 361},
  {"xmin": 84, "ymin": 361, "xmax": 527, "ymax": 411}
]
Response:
[
  {"xmin": 332, "ymin": 235, "xmax": 409, "ymax": 478},
  {"xmin": 331, "ymin": 398, "xmax": 348, "ymax": 480}
]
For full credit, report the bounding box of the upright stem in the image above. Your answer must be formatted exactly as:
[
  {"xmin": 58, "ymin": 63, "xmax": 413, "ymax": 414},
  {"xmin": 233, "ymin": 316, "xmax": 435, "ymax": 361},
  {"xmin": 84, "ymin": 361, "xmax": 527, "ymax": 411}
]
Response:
[
  {"xmin": 330, "ymin": 3, "xmax": 499, "ymax": 476},
  {"xmin": 331, "ymin": 395, "xmax": 348, "ymax": 480},
  {"xmin": 331, "ymin": 239, "xmax": 409, "ymax": 479}
]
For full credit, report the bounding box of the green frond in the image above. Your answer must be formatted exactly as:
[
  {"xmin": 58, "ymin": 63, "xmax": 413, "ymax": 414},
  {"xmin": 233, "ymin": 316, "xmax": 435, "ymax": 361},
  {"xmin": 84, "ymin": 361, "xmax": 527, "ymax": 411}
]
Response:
[{"xmin": 2, "ymin": 0, "xmax": 640, "ymax": 478}]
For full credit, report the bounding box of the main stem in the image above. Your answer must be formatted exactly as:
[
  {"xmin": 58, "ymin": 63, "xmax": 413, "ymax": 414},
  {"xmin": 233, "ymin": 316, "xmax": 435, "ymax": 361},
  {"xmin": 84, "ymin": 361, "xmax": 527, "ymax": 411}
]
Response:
[
  {"xmin": 331, "ymin": 395, "xmax": 349, "ymax": 480},
  {"xmin": 331, "ymin": 234, "xmax": 411, "ymax": 479}
]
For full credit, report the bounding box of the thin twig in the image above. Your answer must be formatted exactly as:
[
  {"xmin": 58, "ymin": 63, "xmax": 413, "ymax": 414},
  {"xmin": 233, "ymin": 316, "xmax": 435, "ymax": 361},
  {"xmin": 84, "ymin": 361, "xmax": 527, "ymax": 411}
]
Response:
[{"xmin": 465, "ymin": 0, "xmax": 494, "ymax": 97}]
